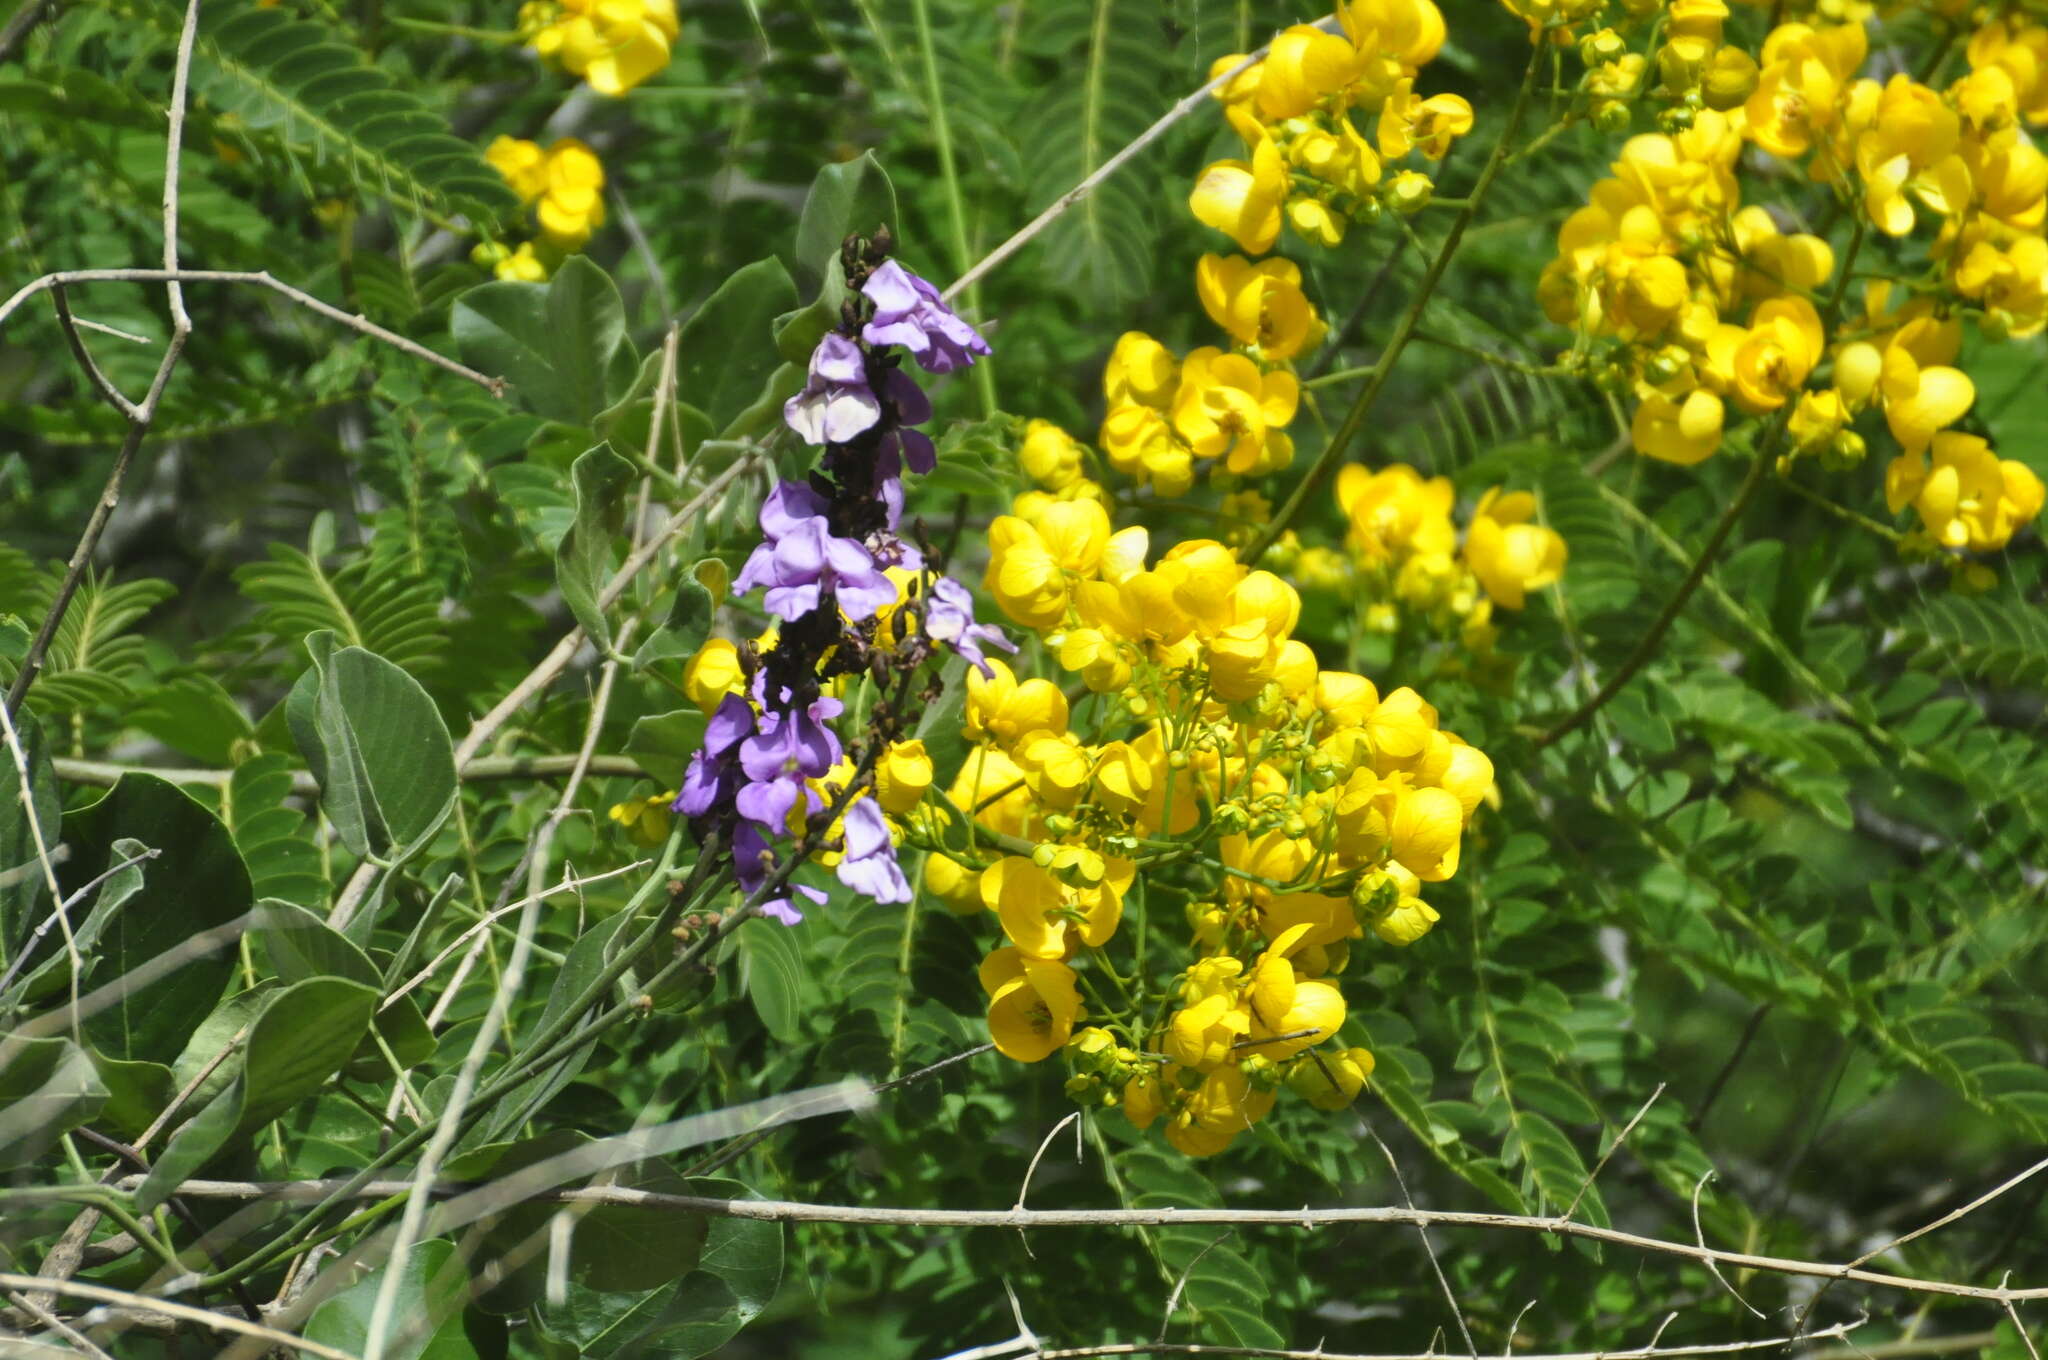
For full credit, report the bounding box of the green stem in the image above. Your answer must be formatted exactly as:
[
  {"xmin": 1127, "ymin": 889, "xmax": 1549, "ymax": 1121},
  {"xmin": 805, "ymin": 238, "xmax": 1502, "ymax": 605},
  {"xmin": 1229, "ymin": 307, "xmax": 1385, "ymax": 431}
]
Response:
[
  {"xmin": 385, "ymin": 16, "xmax": 519, "ymax": 42},
  {"xmin": 1533, "ymin": 425, "xmax": 1781, "ymax": 749},
  {"xmin": 1243, "ymin": 37, "xmax": 1551, "ymax": 565},
  {"xmin": 910, "ymin": 0, "xmax": 995, "ymax": 417}
]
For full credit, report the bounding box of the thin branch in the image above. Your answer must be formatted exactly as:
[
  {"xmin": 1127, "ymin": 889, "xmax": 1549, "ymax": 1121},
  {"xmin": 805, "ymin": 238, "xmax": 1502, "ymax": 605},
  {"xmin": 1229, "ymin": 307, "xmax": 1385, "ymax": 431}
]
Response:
[
  {"xmin": 1560, "ymin": 1082, "xmax": 1663, "ymax": 1222},
  {"xmin": 0, "ymin": 269, "xmax": 505, "ymax": 394},
  {"xmin": 1367, "ymin": 1123, "xmax": 1476, "ymax": 1360},
  {"xmin": 4, "ymin": 1287, "xmax": 118, "ymax": 1360},
  {"xmin": 74, "ymin": 1185, "xmax": 2048, "ymax": 1302},
  {"xmin": 1533, "ymin": 429, "xmax": 1778, "ymax": 749},
  {"xmin": 1691, "ymin": 1171, "xmax": 1765, "ymax": 1319},
  {"xmin": 49, "ymin": 752, "xmax": 646, "ymax": 796},
  {"xmin": 4, "ymin": 0, "xmax": 200, "ymax": 718},
  {"xmin": 51, "ymin": 286, "xmax": 142, "ymax": 420},
  {"xmin": 941, "ymin": 18, "xmax": 1338, "ymax": 303},
  {"xmin": 0, "ymin": 1273, "xmax": 356, "ymax": 1360},
  {"xmin": 1026, "ymin": 1318, "xmax": 1867, "ymax": 1360}
]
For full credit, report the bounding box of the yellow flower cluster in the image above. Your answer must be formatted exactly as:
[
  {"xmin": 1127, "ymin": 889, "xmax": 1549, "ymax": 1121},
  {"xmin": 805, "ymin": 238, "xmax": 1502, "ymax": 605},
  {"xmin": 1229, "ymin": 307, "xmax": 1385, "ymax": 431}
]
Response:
[
  {"xmin": 1192, "ymin": 0, "xmax": 1471, "ymax": 252},
  {"xmin": 1542, "ymin": 7, "xmax": 2046, "ymax": 566},
  {"xmin": 1018, "ymin": 251, "xmax": 1326, "ymax": 503},
  {"xmin": 481, "ymin": 136, "xmax": 607, "ymax": 281},
  {"xmin": 1302, "ymin": 464, "xmax": 1568, "ymax": 651},
  {"xmin": 908, "ymin": 499, "xmax": 1494, "ymax": 1155},
  {"xmin": 520, "ymin": 0, "xmax": 679, "ymax": 96}
]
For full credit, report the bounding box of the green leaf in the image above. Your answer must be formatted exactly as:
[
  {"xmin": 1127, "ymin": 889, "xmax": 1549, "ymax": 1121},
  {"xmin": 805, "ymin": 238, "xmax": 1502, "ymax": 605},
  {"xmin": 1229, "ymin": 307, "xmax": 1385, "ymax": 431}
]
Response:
[
  {"xmin": 305, "ymin": 1238, "xmax": 477, "ymax": 1360},
  {"xmin": 140, "ymin": 975, "xmax": 378, "ymax": 1209},
  {"xmin": 452, "ymin": 256, "xmax": 630, "ymax": 427},
  {"xmin": 222, "ymin": 754, "xmax": 327, "ymax": 906},
  {"xmin": 126, "ymin": 674, "xmax": 252, "ymax": 766},
  {"xmin": 254, "ymin": 898, "xmax": 435, "ymax": 1069},
  {"xmin": 169, "ymin": 0, "xmax": 514, "ymax": 224},
  {"xmin": 0, "ymin": 1037, "xmax": 108, "ymax": 1171},
  {"xmin": 739, "ymin": 916, "xmax": 805, "ymax": 1041},
  {"xmin": 287, "ymin": 631, "xmax": 457, "ymax": 866},
  {"xmin": 86, "ymin": 1051, "xmax": 175, "ymax": 1141},
  {"xmin": 557, "ymin": 442, "xmax": 636, "ymax": 652},
  {"xmin": 633, "ymin": 558, "xmax": 730, "ymax": 669},
  {"xmin": 626, "ymin": 708, "xmax": 708, "ymax": 789},
  {"xmin": 536, "ymin": 1175, "xmax": 781, "ymax": 1358},
  {"xmin": 0, "ymin": 705, "xmax": 58, "ymax": 958},
  {"xmin": 793, "ymin": 152, "xmax": 898, "ymax": 287},
  {"xmin": 54, "ymin": 777, "xmax": 252, "ymax": 1067},
  {"xmin": 674, "ymin": 259, "xmax": 799, "ymax": 428}
]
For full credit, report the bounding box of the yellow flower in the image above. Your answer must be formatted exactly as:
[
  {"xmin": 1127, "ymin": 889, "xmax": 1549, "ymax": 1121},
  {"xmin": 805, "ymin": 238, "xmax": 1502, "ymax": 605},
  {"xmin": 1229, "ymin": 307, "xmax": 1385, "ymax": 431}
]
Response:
[
  {"xmin": 536, "ymin": 138, "xmax": 605, "ymax": 248},
  {"xmin": 1879, "ymin": 347, "xmax": 1974, "ymax": 455},
  {"xmin": 1103, "ymin": 332, "xmax": 1180, "ymax": 408},
  {"xmin": 1343, "ymin": 0, "xmax": 1447, "ymax": 70},
  {"xmin": 1164, "ymin": 1066, "xmax": 1276, "ymax": 1157},
  {"xmin": 533, "ymin": 0, "xmax": 679, "ymax": 96},
  {"xmin": 1390, "ymin": 784, "xmax": 1463, "ymax": 881},
  {"xmin": 1166, "ymin": 992, "xmax": 1252, "ymax": 1069},
  {"xmin": 1730, "ymin": 296, "xmax": 1824, "ymax": 412},
  {"xmin": 1463, "ymin": 488, "xmax": 1566, "ymax": 609},
  {"xmin": 1190, "ymin": 108, "xmax": 1289, "ymax": 254},
  {"xmin": 1366, "ymin": 685, "xmax": 1438, "ymax": 763},
  {"xmin": 1018, "ymin": 420, "xmax": 1085, "ymax": 491},
  {"xmin": 1171, "ymin": 347, "xmax": 1300, "ymax": 477},
  {"xmin": 606, "ymin": 790, "xmax": 676, "ymax": 847},
  {"xmin": 1887, "ymin": 433, "xmax": 2046, "ymax": 552},
  {"xmin": 1288, "ymin": 1046, "xmax": 1375, "ymax": 1110},
  {"xmin": 1952, "ymin": 235, "xmax": 2048, "ymax": 338},
  {"xmin": 1099, "ymin": 405, "xmax": 1194, "ymax": 496},
  {"xmin": 1743, "ymin": 22, "xmax": 1866, "ymax": 160},
  {"xmin": 1094, "ymin": 733, "xmax": 1200, "ymax": 836},
  {"xmin": 923, "ymin": 852, "xmax": 983, "ymax": 916},
  {"xmin": 486, "ymin": 136, "xmax": 548, "ymax": 203},
  {"xmin": 1377, "ymin": 79, "xmax": 1473, "ymax": 160},
  {"xmin": 980, "ymin": 947, "xmax": 1083, "ymax": 1062},
  {"xmin": 1013, "ymin": 729, "xmax": 1093, "ymax": 810},
  {"xmin": 1967, "ymin": 17, "xmax": 2048, "ymax": 127},
  {"xmin": 683, "ymin": 637, "xmax": 745, "ymax": 716},
  {"xmin": 1852, "ymin": 74, "xmax": 1960, "ymax": 237},
  {"xmin": 874, "ymin": 740, "xmax": 933, "ymax": 815},
  {"xmin": 1336, "ymin": 463, "xmax": 1457, "ymax": 563},
  {"xmin": 1254, "ymin": 24, "xmax": 1366, "ymax": 120},
  {"xmin": 1195, "ymin": 254, "xmax": 1324, "ymax": 359},
  {"xmin": 1632, "ymin": 388, "xmax": 1724, "ymax": 465},
  {"xmin": 965, "ymin": 657, "xmax": 1070, "ymax": 748},
  {"xmin": 1122, "ymin": 1069, "xmax": 1168, "ymax": 1129}
]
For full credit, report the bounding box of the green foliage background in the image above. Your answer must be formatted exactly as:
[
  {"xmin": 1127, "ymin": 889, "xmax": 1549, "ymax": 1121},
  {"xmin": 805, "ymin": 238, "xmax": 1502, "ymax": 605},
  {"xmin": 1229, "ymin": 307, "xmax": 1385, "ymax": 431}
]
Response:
[{"xmin": 2, "ymin": 0, "xmax": 2046, "ymax": 1356}]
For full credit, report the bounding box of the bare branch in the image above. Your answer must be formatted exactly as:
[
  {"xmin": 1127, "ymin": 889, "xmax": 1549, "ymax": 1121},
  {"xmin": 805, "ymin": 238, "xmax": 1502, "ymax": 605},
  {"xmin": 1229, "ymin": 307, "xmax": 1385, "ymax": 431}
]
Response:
[
  {"xmin": 0, "ymin": 269, "xmax": 505, "ymax": 394},
  {"xmin": 0, "ymin": 1273, "xmax": 355, "ymax": 1360},
  {"xmin": 1561, "ymin": 1082, "xmax": 1663, "ymax": 1222},
  {"xmin": 43, "ymin": 1183, "xmax": 2041, "ymax": 1304}
]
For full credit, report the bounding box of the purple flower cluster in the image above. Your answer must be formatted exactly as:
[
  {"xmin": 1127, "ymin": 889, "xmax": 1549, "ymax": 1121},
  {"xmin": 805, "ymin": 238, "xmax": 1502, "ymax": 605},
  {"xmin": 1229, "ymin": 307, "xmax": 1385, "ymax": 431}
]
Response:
[{"xmin": 678, "ymin": 251, "xmax": 1013, "ymax": 927}]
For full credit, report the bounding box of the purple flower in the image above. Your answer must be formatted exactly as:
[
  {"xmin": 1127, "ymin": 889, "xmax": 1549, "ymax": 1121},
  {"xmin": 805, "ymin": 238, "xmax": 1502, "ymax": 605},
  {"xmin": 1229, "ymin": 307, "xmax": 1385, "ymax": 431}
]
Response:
[
  {"xmin": 740, "ymin": 688, "xmax": 844, "ymax": 784},
  {"xmin": 734, "ymin": 822, "xmax": 827, "ymax": 926},
  {"xmin": 676, "ymin": 694, "xmax": 754, "ymax": 817},
  {"xmin": 732, "ymin": 482, "xmax": 899, "ymax": 621},
  {"xmin": 861, "ymin": 262, "xmax": 991, "ymax": 374},
  {"xmin": 834, "ymin": 799, "xmax": 909, "ymax": 903},
  {"xmin": 922, "ymin": 576, "xmax": 1016, "ymax": 678},
  {"xmin": 785, "ymin": 333, "xmax": 881, "ymax": 445}
]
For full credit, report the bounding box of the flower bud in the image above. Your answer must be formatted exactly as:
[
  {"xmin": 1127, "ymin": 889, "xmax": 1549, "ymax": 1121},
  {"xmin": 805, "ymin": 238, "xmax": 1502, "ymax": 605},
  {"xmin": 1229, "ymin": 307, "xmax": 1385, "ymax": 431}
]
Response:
[
  {"xmin": 1385, "ymin": 171, "xmax": 1433, "ymax": 215},
  {"xmin": 1700, "ymin": 46, "xmax": 1759, "ymax": 111}
]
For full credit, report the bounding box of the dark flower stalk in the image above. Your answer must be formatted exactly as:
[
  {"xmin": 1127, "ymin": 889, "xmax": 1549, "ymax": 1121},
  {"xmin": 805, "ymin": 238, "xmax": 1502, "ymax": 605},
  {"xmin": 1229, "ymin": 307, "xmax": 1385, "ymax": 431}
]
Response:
[{"xmin": 676, "ymin": 231, "xmax": 1011, "ymax": 925}]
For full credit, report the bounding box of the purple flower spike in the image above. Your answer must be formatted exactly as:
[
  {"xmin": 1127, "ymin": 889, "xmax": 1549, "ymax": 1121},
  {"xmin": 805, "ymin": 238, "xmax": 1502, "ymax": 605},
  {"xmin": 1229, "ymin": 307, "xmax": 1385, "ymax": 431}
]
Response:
[
  {"xmin": 785, "ymin": 333, "xmax": 881, "ymax": 445},
  {"xmin": 923, "ymin": 576, "xmax": 1016, "ymax": 678},
  {"xmin": 733, "ymin": 482, "xmax": 901, "ymax": 622},
  {"xmin": 677, "ymin": 694, "xmax": 755, "ymax": 817},
  {"xmin": 835, "ymin": 799, "xmax": 910, "ymax": 903},
  {"xmin": 860, "ymin": 262, "xmax": 991, "ymax": 374}
]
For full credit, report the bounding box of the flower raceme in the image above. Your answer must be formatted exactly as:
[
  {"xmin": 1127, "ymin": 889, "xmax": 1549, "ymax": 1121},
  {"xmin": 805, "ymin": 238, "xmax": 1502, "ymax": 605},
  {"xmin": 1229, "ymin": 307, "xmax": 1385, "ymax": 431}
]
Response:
[
  {"xmin": 670, "ymin": 242, "xmax": 1001, "ymax": 925},
  {"xmin": 1538, "ymin": 9, "xmax": 2046, "ymax": 578},
  {"xmin": 1192, "ymin": 4, "xmax": 1470, "ymax": 254}
]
